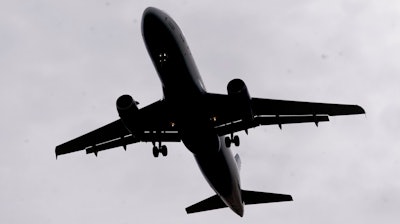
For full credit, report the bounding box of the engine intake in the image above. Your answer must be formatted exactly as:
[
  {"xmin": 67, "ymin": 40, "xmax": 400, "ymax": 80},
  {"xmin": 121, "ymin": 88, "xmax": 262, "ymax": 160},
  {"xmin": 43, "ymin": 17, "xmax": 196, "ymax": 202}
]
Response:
[
  {"xmin": 116, "ymin": 94, "xmax": 139, "ymax": 132},
  {"xmin": 227, "ymin": 79, "xmax": 254, "ymax": 123}
]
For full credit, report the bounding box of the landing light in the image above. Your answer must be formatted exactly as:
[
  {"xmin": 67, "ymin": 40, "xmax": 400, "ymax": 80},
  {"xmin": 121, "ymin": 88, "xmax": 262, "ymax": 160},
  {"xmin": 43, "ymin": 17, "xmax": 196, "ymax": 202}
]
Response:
[{"xmin": 158, "ymin": 52, "xmax": 168, "ymax": 63}]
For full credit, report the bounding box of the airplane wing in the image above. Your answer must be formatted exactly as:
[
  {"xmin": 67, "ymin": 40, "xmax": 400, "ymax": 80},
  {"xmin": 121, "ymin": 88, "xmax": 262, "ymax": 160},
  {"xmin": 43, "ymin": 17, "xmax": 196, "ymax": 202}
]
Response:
[
  {"xmin": 55, "ymin": 100, "xmax": 180, "ymax": 158},
  {"xmin": 251, "ymin": 97, "xmax": 365, "ymax": 116},
  {"xmin": 205, "ymin": 93, "xmax": 365, "ymax": 136}
]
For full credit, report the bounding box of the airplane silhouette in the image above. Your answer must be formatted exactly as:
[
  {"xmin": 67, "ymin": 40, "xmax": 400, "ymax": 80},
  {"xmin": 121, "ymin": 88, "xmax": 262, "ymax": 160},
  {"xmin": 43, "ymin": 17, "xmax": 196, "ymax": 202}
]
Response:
[{"xmin": 56, "ymin": 7, "xmax": 365, "ymax": 217}]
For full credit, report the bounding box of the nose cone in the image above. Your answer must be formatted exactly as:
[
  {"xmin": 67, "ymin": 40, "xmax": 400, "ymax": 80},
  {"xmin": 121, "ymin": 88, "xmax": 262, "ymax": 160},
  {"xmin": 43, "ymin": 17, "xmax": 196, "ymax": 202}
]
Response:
[
  {"xmin": 142, "ymin": 7, "xmax": 167, "ymax": 33},
  {"xmin": 141, "ymin": 7, "xmax": 172, "ymax": 48},
  {"xmin": 142, "ymin": 7, "xmax": 162, "ymax": 21},
  {"xmin": 142, "ymin": 7, "xmax": 160, "ymax": 35}
]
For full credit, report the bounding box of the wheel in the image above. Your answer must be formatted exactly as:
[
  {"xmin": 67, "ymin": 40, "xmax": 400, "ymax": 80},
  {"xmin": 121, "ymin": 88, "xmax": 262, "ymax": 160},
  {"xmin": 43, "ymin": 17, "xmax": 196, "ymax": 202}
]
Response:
[
  {"xmin": 233, "ymin": 135, "xmax": 240, "ymax": 147},
  {"xmin": 161, "ymin": 145, "xmax": 168, "ymax": 157},
  {"xmin": 225, "ymin": 136, "xmax": 231, "ymax": 148},
  {"xmin": 152, "ymin": 146, "xmax": 159, "ymax": 158}
]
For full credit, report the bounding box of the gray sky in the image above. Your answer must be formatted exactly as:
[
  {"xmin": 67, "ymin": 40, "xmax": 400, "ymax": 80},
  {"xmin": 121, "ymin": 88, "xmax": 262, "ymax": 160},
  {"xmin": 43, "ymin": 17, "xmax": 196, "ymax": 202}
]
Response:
[{"xmin": 1, "ymin": 0, "xmax": 399, "ymax": 223}]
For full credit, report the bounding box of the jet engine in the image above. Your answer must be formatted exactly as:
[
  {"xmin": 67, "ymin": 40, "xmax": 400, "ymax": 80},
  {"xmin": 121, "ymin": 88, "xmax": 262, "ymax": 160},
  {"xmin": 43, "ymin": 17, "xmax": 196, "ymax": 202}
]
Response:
[
  {"xmin": 227, "ymin": 79, "xmax": 254, "ymax": 123},
  {"xmin": 116, "ymin": 94, "xmax": 139, "ymax": 132}
]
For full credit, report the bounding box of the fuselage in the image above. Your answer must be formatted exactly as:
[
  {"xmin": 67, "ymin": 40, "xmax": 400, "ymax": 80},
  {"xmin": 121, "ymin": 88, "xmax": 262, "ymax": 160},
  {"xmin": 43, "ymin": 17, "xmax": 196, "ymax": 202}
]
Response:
[{"xmin": 141, "ymin": 7, "xmax": 244, "ymax": 216}]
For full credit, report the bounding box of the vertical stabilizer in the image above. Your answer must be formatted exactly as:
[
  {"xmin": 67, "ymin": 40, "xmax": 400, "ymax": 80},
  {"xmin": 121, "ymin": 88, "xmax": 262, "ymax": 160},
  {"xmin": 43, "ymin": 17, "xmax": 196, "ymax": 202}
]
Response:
[{"xmin": 234, "ymin": 153, "xmax": 241, "ymax": 171}]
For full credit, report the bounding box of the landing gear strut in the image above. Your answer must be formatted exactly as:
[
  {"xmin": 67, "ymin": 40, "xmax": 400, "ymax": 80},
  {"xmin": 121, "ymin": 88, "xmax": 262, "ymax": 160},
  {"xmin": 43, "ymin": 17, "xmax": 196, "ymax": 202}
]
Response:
[{"xmin": 225, "ymin": 133, "xmax": 240, "ymax": 148}]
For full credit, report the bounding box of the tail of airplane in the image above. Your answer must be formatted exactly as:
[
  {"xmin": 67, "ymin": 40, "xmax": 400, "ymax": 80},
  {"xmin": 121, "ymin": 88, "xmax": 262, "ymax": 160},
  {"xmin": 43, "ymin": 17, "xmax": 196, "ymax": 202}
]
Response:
[
  {"xmin": 185, "ymin": 190, "xmax": 292, "ymax": 214},
  {"xmin": 234, "ymin": 153, "xmax": 241, "ymax": 171},
  {"xmin": 241, "ymin": 190, "xmax": 293, "ymax": 205}
]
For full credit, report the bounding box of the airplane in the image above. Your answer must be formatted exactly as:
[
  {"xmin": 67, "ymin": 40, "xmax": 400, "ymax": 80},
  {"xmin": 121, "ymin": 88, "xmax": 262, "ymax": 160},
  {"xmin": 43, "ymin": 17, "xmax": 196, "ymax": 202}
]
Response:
[{"xmin": 55, "ymin": 7, "xmax": 365, "ymax": 217}]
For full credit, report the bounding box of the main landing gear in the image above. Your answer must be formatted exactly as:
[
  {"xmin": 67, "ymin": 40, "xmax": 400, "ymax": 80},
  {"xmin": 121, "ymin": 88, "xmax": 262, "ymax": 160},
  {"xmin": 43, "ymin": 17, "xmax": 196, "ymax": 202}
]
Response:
[
  {"xmin": 225, "ymin": 133, "xmax": 240, "ymax": 148},
  {"xmin": 152, "ymin": 143, "xmax": 168, "ymax": 158}
]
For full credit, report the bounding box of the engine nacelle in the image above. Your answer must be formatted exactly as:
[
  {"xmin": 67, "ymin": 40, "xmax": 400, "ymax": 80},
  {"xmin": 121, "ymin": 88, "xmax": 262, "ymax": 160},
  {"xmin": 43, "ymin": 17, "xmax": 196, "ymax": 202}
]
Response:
[
  {"xmin": 227, "ymin": 79, "xmax": 254, "ymax": 123},
  {"xmin": 116, "ymin": 94, "xmax": 139, "ymax": 132}
]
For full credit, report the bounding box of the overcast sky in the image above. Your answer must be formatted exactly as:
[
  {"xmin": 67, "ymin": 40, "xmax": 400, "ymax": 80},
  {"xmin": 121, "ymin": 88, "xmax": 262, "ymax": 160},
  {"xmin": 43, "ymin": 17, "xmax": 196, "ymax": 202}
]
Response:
[{"xmin": 1, "ymin": 0, "xmax": 399, "ymax": 223}]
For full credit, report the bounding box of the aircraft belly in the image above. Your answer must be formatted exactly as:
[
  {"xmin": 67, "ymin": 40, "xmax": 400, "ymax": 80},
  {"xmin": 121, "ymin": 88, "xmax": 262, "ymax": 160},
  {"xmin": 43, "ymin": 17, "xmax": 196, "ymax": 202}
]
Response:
[
  {"xmin": 178, "ymin": 111, "xmax": 219, "ymax": 155},
  {"xmin": 194, "ymin": 137, "xmax": 243, "ymax": 211}
]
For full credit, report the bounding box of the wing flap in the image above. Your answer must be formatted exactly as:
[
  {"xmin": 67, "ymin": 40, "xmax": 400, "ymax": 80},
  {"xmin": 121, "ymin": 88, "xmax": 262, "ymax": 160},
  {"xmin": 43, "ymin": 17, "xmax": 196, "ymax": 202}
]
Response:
[
  {"xmin": 85, "ymin": 131, "xmax": 181, "ymax": 155},
  {"xmin": 206, "ymin": 93, "xmax": 364, "ymax": 135},
  {"xmin": 56, "ymin": 100, "xmax": 180, "ymax": 158},
  {"xmin": 256, "ymin": 115, "xmax": 329, "ymax": 125},
  {"xmin": 56, "ymin": 119, "xmax": 129, "ymax": 157},
  {"xmin": 85, "ymin": 134, "xmax": 139, "ymax": 155},
  {"xmin": 215, "ymin": 115, "xmax": 329, "ymax": 136}
]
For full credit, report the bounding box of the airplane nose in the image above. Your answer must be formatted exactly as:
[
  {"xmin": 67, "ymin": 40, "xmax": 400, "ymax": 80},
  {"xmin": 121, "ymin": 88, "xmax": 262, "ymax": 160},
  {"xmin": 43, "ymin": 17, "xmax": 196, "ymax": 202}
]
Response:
[
  {"xmin": 142, "ymin": 7, "xmax": 159, "ymax": 31},
  {"xmin": 142, "ymin": 7, "xmax": 165, "ymax": 27},
  {"xmin": 142, "ymin": 7, "xmax": 159, "ymax": 20},
  {"xmin": 141, "ymin": 7, "xmax": 169, "ymax": 42}
]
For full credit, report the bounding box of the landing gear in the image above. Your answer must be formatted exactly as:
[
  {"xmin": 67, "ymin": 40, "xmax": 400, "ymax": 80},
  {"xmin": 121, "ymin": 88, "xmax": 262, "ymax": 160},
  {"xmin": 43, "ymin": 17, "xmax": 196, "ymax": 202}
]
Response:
[
  {"xmin": 225, "ymin": 134, "xmax": 240, "ymax": 148},
  {"xmin": 225, "ymin": 136, "xmax": 231, "ymax": 148},
  {"xmin": 233, "ymin": 135, "xmax": 240, "ymax": 147},
  {"xmin": 152, "ymin": 146, "xmax": 159, "ymax": 158},
  {"xmin": 152, "ymin": 143, "xmax": 168, "ymax": 158},
  {"xmin": 160, "ymin": 145, "xmax": 168, "ymax": 157}
]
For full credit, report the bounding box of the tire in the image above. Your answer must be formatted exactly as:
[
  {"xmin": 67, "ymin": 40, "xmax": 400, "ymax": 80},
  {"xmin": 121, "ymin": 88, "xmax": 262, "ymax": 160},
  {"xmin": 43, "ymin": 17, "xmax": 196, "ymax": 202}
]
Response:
[
  {"xmin": 233, "ymin": 135, "xmax": 240, "ymax": 147},
  {"xmin": 225, "ymin": 136, "xmax": 231, "ymax": 148},
  {"xmin": 161, "ymin": 145, "xmax": 168, "ymax": 157},
  {"xmin": 152, "ymin": 146, "xmax": 159, "ymax": 157}
]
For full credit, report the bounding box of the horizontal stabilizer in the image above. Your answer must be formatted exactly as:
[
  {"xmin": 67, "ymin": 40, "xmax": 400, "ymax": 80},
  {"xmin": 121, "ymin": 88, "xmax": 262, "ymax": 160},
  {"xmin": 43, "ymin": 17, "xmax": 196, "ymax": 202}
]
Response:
[
  {"xmin": 186, "ymin": 190, "xmax": 292, "ymax": 214},
  {"xmin": 185, "ymin": 194, "xmax": 226, "ymax": 214},
  {"xmin": 242, "ymin": 190, "xmax": 293, "ymax": 205}
]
